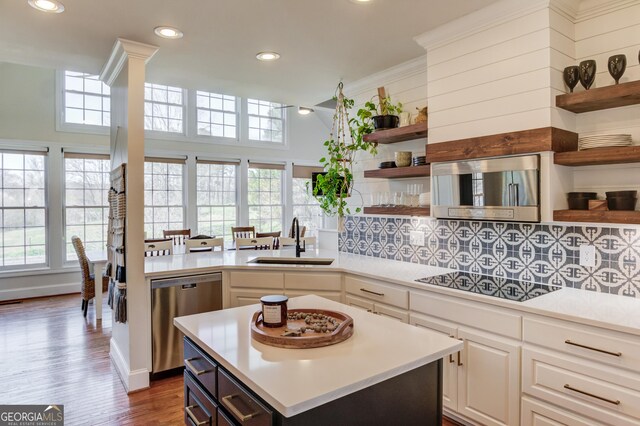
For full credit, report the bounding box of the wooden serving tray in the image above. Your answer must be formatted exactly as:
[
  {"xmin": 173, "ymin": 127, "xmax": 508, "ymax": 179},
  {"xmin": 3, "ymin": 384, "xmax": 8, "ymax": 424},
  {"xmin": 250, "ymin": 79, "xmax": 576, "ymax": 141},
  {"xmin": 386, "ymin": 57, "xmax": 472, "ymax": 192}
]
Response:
[{"xmin": 251, "ymin": 309, "xmax": 354, "ymax": 349}]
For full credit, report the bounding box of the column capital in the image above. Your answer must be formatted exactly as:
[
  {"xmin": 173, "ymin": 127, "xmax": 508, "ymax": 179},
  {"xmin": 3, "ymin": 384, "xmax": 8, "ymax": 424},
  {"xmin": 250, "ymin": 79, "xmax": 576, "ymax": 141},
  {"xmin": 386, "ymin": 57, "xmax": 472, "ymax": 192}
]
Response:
[{"xmin": 100, "ymin": 38, "xmax": 158, "ymax": 85}]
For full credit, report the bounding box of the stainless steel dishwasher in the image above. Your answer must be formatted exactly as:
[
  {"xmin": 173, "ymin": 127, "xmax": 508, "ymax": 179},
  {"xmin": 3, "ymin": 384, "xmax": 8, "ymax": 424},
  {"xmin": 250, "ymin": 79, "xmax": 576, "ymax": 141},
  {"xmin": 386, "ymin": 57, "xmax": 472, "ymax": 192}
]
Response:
[{"xmin": 151, "ymin": 272, "xmax": 222, "ymax": 374}]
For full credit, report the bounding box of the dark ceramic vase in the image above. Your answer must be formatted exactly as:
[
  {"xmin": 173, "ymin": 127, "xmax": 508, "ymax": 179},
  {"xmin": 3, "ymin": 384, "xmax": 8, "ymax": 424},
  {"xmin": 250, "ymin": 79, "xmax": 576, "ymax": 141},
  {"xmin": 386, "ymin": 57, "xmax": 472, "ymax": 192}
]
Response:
[
  {"xmin": 563, "ymin": 66, "xmax": 579, "ymax": 93},
  {"xmin": 579, "ymin": 59, "xmax": 596, "ymax": 90},
  {"xmin": 608, "ymin": 54, "xmax": 626, "ymax": 84},
  {"xmin": 372, "ymin": 115, "xmax": 399, "ymax": 130}
]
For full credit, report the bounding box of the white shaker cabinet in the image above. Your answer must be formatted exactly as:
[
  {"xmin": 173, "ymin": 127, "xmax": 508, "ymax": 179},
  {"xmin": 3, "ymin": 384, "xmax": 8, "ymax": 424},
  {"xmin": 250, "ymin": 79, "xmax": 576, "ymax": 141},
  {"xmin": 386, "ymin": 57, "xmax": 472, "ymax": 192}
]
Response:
[
  {"xmin": 344, "ymin": 275, "xmax": 410, "ymax": 323},
  {"xmin": 410, "ymin": 290, "xmax": 522, "ymax": 426}
]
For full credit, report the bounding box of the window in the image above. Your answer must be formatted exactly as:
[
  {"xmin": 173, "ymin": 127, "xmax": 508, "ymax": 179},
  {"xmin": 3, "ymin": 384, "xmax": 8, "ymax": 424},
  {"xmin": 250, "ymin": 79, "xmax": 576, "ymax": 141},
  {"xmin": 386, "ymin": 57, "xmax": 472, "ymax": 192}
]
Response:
[
  {"xmin": 144, "ymin": 158, "xmax": 185, "ymax": 238},
  {"xmin": 0, "ymin": 150, "xmax": 47, "ymax": 268},
  {"xmin": 144, "ymin": 83, "xmax": 184, "ymax": 133},
  {"xmin": 247, "ymin": 163, "xmax": 284, "ymax": 233},
  {"xmin": 196, "ymin": 91, "xmax": 237, "ymax": 139},
  {"xmin": 196, "ymin": 160, "xmax": 238, "ymax": 242},
  {"xmin": 247, "ymin": 99, "xmax": 285, "ymax": 143},
  {"xmin": 64, "ymin": 153, "xmax": 110, "ymax": 261},
  {"xmin": 292, "ymin": 165, "xmax": 324, "ymax": 236},
  {"xmin": 63, "ymin": 71, "xmax": 111, "ymax": 127}
]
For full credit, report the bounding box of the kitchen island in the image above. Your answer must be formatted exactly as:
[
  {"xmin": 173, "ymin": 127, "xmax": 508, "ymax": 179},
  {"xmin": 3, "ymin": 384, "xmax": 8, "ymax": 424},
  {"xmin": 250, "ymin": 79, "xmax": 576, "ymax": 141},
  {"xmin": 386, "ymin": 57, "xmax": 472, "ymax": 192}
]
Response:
[{"xmin": 174, "ymin": 294, "xmax": 463, "ymax": 425}]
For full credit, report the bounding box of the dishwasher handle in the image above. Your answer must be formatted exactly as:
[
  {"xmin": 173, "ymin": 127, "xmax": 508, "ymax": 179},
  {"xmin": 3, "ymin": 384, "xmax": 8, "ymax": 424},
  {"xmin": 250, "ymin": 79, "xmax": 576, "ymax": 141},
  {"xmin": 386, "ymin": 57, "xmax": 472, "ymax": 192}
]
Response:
[{"xmin": 151, "ymin": 272, "xmax": 222, "ymax": 289}]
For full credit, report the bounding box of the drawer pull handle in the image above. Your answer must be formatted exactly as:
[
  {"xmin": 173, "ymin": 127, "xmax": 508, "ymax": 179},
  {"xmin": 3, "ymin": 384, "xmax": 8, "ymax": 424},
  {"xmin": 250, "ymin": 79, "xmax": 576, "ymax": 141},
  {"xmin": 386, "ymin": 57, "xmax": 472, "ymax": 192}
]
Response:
[
  {"xmin": 564, "ymin": 384, "xmax": 621, "ymax": 406},
  {"xmin": 184, "ymin": 358, "xmax": 209, "ymax": 376},
  {"xmin": 449, "ymin": 354, "xmax": 455, "ymax": 363},
  {"xmin": 360, "ymin": 288, "xmax": 384, "ymax": 297},
  {"xmin": 185, "ymin": 405, "xmax": 208, "ymax": 426},
  {"xmin": 222, "ymin": 394, "xmax": 259, "ymax": 422},
  {"xmin": 564, "ymin": 340, "xmax": 622, "ymax": 357}
]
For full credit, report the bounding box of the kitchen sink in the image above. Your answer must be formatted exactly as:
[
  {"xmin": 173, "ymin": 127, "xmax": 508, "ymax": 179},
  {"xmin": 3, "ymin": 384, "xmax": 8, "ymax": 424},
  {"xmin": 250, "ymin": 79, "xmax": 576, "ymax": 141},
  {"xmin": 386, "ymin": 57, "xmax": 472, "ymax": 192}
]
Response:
[{"xmin": 248, "ymin": 257, "xmax": 335, "ymax": 265}]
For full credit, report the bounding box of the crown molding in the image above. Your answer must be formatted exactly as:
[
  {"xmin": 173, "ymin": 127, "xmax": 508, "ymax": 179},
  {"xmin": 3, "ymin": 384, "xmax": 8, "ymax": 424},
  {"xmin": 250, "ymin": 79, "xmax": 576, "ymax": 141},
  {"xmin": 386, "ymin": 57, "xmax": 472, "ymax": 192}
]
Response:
[
  {"xmin": 100, "ymin": 38, "xmax": 159, "ymax": 86},
  {"xmin": 344, "ymin": 54, "xmax": 428, "ymax": 97},
  {"xmin": 414, "ymin": 0, "xmax": 553, "ymax": 51},
  {"xmin": 575, "ymin": 0, "xmax": 638, "ymax": 22}
]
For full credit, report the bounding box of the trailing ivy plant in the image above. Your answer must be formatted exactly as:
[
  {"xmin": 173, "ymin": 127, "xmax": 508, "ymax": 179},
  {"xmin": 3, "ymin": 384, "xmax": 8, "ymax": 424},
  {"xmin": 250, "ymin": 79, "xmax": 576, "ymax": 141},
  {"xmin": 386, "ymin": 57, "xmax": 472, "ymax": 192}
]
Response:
[{"xmin": 311, "ymin": 83, "xmax": 378, "ymax": 218}]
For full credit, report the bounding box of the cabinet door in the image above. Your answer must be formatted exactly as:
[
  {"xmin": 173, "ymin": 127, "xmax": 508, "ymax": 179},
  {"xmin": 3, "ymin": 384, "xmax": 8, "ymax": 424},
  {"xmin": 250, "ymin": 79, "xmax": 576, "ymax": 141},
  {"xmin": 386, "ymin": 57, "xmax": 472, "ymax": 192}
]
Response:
[
  {"xmin": 410, "ymin": 313, "xmax": 458, "ymax": 411},
  {"xmin": 285, "ymin": 290, "xmax": 343, "ymax": 303},
  {"xmin": 345, "ymin": 294, "xmax": 374, "ymax": 312},
  {"xmin": 521, "ymin": 396, "xmax": 607, "ymax": 426},
  {"xmin": 229, "ymin": 289, "xmax": 283, "ymax": 308},
  {"xmin": 373, "ymin": 302, "xmax": 409, "ymax": 323},
  {"xmin": 457, "ymin": 327, "xmax": 520, "ymax": 426}
]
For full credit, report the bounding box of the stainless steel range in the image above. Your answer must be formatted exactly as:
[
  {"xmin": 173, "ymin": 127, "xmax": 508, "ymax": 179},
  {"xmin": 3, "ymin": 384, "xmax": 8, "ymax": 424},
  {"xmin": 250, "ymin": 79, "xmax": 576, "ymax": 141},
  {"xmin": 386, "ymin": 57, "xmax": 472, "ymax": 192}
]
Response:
[{"xmin": 416, "ymin": 272, "xmax": 560, "ymax": 302}]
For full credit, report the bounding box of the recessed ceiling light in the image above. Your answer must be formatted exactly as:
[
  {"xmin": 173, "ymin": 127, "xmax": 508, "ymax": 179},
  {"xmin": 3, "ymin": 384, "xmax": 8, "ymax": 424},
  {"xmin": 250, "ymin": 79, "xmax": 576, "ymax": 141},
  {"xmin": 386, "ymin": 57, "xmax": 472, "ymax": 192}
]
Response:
[
  {"xmin": 256, "ymin": 52, "xmax": 280, "ymax": 62},
  {"xmin": 298, "ymin": 107, "xmax": 314, "ymax": 115},
  {"xmin": 28, "ymin": 0, "xmax": 65, "ymax": 13},
  {"xmin": 154, "ymin": 26, "xmax": 184, "ymax": 39}
]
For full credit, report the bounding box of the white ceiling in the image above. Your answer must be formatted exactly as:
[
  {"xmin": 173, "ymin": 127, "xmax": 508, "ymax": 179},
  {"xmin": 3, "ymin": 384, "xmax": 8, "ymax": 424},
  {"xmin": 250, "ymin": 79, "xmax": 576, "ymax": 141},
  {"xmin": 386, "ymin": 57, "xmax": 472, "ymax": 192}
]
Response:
[{"xmin": 0, "ymin": 0, "xmax": 497, "ymax": 106}]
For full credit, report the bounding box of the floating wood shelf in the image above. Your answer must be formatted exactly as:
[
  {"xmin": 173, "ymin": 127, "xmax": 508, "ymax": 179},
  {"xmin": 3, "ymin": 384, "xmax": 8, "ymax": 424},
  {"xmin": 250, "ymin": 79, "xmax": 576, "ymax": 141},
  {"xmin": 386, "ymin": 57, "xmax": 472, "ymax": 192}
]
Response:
[
  {"xmin": 426, "ymin": 127, "xmax": 578, "ymax": 163},
  {"xmin": 554, "ymin": 146, "xmax": 640, "ymax": 166},
  {"xmin": 364, "ymin": 165, "xmax": 430, "ymax": 179},
  {"xmin": 363, "ymin": 122, "xmax": 428, "ymax": 144},
  {"xmin": 556, "ymin": 80, "xmax": 640, "ymax": 113},
  {"xmin": 363, "ymin": 206, "xmax": 430, "ymax": 216},
  {"xmin": 553, "ymin": 209, "xmax": 640, "ymax": 225}
]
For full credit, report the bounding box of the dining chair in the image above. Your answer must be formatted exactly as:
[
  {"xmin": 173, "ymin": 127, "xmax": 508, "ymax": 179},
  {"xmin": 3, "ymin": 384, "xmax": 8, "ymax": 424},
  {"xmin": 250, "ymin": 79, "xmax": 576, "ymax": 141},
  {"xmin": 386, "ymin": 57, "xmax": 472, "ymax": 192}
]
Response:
[
  {"xmin": 235, "ymin": 237, "xmax": 274, "ymax": 250},
  {"xmin": 163, "ymin": 229, "xmax": 191, "ymax": 245},
  {"xmin": 185, "ymin": 237, "xmax": 224, "ymax": 252},
  {"xmin": 280, "ymin": 236, "xmax": 316, "ymax": 247},
  {"xmin": 144, "ymin": 239, "xmax": 173, "ymax": 257},
  {"xmin": 231, "ymin": 226, "xmax": 255, "ymax": 241},
  {"xmin": 287, "ymin": 223, "xmax": 306, "ymax": 238},
  {"xmin": 71, "ymin": 236, "xmax": 110, "ymax": 318}
]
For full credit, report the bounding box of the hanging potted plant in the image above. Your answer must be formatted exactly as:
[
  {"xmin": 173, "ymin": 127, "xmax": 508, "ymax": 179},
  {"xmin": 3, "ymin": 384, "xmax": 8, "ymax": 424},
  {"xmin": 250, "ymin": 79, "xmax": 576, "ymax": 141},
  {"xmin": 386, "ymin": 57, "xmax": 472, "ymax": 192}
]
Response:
[
  {"xmin": 311, "ymin": 83, "xmax": 377, "ymax": 222},
  {"xmin": 359, "ymin": 87, "xmax": 403, "ymax": 131}
]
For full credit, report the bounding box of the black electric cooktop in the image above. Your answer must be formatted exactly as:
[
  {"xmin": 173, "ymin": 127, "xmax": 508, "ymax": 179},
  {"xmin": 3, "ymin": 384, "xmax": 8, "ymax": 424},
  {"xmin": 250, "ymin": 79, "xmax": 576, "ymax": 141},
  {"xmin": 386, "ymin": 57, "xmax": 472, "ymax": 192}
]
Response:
[{"xmin": 415, "ymin": 272, "xmax": 560, "ymax": 302}]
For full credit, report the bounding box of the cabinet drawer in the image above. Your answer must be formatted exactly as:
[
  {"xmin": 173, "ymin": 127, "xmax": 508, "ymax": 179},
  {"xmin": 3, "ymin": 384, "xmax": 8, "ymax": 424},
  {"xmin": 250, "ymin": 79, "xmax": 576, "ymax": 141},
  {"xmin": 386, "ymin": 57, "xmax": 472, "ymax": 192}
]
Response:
[
  {"xmin": 521, "ymin": 396, "xmax": 606, "ymax": 426},
  {"xmin": 345, "ymin": 275, "xmax": 408, "ymax": 309},
  {"xmin": 374, "ymin": 303, "xmax": 409, "ymax": 323},
  {"xmin": 184, "ymin": 371, "xmax": 217, "ymax": 426},
  {"xmin": 217, "ymin": 408, "xmax": 234, "ymax": 426},
  {"xmin": 218, "ymin": 368, "xmax": 272, "ymax": 426},
  {"xmin": 284, "ymin": 272, "xmax": 342, "ymax": 291},
  {"xmin": 523, "ymin": 317, "xmax": 640, "ymax": 371},
  {"xmin": 410, "ymin": 290, "xmax": 521, "ymax": 339},
  {"xmin": 285, "ymin": 290, "xmax": 343, "ymax": 303},
  {"xmin": 228, "ymin": 271, "xmax": 284, "ymax": 289},
  {"xmin": 184, "ymin": 338, "xmax": 217, "ymax": 397},
  {"xmin": 345, "ymin": 294, "xmax": 374, "ymax": 312},
  {"xmin": 229, "ymin": 289, "xmax": 283, "ymax": 308},
  {"xmin": 523, "ymin": 347, "xmax": 640, "ymax": 426}
]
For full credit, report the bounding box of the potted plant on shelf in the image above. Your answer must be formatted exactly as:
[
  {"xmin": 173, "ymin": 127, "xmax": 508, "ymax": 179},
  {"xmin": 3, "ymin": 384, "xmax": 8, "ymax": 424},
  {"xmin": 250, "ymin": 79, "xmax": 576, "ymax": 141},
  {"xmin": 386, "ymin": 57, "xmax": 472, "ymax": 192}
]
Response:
[
  {"xmin": 358, "ymin": 86, "xmax": 403, "ymax": 131},
  {"xmin": 311, "ymin": 82, "xmax": 378, "ymax": 222}
]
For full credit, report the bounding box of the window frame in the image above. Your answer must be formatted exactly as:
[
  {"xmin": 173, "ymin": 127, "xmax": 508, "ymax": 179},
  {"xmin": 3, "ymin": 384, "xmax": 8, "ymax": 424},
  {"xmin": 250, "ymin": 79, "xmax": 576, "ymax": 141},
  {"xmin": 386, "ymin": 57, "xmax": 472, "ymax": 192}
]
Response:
[
  {"xmin": 55, "ymin": 70, "xmax": 110, "ymax": 136},
  {"xmin": 245, "ymin": 98, "xmax": 288, "ymax": 147},
  {"xmin": 143, "ymin": 83, "xmax": 188, "ymax": 138},
  {"xmin": 195, "ymin": 159, "xmax": 240, "ymax": 243},
  {"xmin": 0, "ymin": 149, "xmax": 49, "ymax": 271},
  {"xmin": 143, "ymin": 157, "xmax": 187, "ymax": 239},
  {"xmin": 247, "ymin": 162, "xmax": 286, "ymax": 234},
  {"xmin": 62, "ymin": 152, "xmax": 111, "ymax": 264},
  {"xmin": 194, "ymin": 90, "xmax": 240, "ymax": 143}
]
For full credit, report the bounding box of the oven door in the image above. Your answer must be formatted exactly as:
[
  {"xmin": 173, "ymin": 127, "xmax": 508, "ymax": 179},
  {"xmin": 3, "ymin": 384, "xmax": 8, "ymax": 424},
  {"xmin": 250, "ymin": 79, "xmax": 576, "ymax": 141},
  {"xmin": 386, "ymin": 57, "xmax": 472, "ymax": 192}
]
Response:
[{"xmin": 432, "ymin": 155, "xmax": 539, "ymax": 222}]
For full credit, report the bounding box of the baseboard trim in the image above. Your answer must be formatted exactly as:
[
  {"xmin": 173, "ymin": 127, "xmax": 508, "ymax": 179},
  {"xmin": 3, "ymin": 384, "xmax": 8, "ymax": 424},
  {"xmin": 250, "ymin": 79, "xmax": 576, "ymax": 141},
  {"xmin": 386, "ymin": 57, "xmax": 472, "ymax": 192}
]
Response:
[
  {"xmin": 443, "ymin": 408, "xmax": 474, "ymax": 426},
  {"xmin": 0, "ymin": 283, "xmax": 78, "ymax": 301},
  {"xmin": 109, "ymin": 338, "xmax": 150, "ymax": 393}
]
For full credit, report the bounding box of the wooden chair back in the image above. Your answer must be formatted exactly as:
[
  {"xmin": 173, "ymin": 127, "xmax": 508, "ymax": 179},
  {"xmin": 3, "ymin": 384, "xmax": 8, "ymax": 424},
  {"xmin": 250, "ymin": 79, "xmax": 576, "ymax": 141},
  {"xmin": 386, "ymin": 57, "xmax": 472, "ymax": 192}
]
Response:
[
  {"xmin": 185, "ymin": 237, "xmax": 224, "ymax": 252},
  {"xmin": 288, "ymin": 224, "xmax": 306, "ymax": 238},
  {"xmin": 163, "ymin": 229, "xmax": 191, "ymax": 245},
  {"xmin": 232, "ymin": 226, "xmax": 255, "ymax": 241},
  {"xmin": 279, "ymin": 236, "xmax": 316, "ymax": 247},
  {"xmin": 71, "ymin": 235, "xmax": 95, "ymax": 301},
  {"xmin": 144, "ymin": 239, "xmax": 173, "ymax": 257},
  {"xmin": 235, "ymin": 237, "xmax": 273, "ymax": 250}
]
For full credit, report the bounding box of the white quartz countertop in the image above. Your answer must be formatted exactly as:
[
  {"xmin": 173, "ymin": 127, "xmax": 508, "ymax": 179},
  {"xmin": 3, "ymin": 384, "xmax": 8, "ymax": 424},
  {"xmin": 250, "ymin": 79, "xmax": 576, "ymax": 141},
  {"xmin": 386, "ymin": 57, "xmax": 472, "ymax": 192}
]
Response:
[
  {"xmin": 147, "ymin": 248, "xmax": 640, "ymax": 336},
  {"xmin": 174, "ymin": 294, "xmax": 463, "ymax": 417}
]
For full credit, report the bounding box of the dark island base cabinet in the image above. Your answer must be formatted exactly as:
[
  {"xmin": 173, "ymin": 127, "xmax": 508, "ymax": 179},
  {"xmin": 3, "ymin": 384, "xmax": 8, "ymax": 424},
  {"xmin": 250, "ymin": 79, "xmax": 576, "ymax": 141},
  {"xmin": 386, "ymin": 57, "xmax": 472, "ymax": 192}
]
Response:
[{"xmin": 183, "ymin": 337, "xmax": 444, "ymax": 426}]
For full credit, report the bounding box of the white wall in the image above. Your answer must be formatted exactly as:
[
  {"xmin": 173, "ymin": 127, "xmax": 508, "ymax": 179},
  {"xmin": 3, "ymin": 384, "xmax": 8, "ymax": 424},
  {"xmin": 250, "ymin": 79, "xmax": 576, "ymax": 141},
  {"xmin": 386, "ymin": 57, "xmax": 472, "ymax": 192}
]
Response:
[{"xmin": 0, "ymin": 61, "xmax": 329, "ymax": 300}]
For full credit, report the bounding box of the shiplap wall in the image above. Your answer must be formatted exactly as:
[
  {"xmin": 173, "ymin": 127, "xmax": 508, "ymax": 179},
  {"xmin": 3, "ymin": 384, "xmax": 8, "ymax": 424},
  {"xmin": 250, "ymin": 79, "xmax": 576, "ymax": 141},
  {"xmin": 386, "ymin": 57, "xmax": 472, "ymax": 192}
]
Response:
[
  {"xmin": 344, "ymin": 56, "xmax": 430, "ymax": 212},
  {"xmin": 420, "ymin": 1, "xmax": 557, "ymax": 143},
  {"xmin": 571, "ymin": 1, "xmax": 640, "ymax": 196}
]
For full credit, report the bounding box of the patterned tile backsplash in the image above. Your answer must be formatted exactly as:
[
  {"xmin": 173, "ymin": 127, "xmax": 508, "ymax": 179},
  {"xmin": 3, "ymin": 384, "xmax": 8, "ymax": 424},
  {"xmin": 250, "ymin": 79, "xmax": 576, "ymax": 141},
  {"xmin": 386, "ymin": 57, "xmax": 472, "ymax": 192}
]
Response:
[{"xmin": 338, "ymin": 215, "xmax": 640, "ymax": 298}]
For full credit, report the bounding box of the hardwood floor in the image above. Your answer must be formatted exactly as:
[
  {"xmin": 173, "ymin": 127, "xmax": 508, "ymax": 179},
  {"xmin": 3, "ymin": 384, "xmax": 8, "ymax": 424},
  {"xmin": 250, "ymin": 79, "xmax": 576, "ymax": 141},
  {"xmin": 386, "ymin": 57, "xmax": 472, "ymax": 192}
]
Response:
[{"xmin": 0, "ymin": 294, "xmax": 464, "ymax": 426}]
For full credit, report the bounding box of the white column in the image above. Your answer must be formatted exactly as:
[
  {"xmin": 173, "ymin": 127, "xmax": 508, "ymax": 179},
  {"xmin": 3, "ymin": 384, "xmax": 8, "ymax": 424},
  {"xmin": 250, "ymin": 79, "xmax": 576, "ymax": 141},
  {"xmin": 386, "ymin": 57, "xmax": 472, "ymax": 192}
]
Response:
[{"xmin": 101, "ymin": 38, "xmax": 158, "ymax": 393}]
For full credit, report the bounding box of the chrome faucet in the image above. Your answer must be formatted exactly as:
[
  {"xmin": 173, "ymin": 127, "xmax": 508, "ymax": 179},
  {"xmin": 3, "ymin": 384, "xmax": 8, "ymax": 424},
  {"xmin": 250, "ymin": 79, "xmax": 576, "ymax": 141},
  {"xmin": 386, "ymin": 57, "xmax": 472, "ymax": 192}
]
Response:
[{"xmin": 292, "ymin": 217, "xmax": 305, "ymax": 258}]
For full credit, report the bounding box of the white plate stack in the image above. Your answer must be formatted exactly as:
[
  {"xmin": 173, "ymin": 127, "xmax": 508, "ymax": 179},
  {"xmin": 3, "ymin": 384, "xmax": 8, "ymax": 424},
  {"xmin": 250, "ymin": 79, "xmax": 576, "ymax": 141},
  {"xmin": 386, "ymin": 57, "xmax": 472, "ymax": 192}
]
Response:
[{"xmin": 578, "ymin": 134, "xmax": 632, "ymax": 150}]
